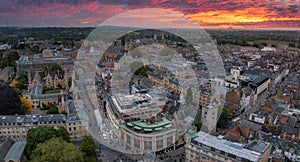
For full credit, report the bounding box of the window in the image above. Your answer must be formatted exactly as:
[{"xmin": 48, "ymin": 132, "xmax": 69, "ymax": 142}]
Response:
[
  {"xmin": 126, "ymin": 135, "xmax": 131, "ymax": 144},
  {"xmin": 167, "ymin": 137, "xmax": 173, "ymax": 146},
  {"xmin": 134, "ymin": 139, "xmax": 140, "ymax": 148},
  {"xmin": 156, "ymin": 140, "xmax": 163, "ymax": 150},
  {"xmin": 144, "ymin": 141, "xmax": 152, "ymax": 150}
]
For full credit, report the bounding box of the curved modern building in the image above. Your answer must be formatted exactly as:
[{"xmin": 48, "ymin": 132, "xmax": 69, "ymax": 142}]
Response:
[{"xmin": 106, "ymin": 93, "xmax": 178, "ymax": 154}]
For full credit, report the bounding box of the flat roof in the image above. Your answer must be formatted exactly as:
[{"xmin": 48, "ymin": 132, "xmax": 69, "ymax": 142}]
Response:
[
  {"xmin": 116, "ymin": 93, "xmax": 152, "ymax": 106},
  {"xmin": 132, "ymin": 117, "xmax": 171, "ymax": 129},
  {"xmin": 4, "ymin": 141, "xmax": 27, "ymax": 161},
  {"xmin": 120, "ymin": 124, "xmax": 176, "ymax": 137},
  {"xmin": 192, "ymin": 131, "xmax": 263, "ymax": 161},
  {"xmin": 111, "ymin": 93, "xmax": 164, "ymax": 114},
  {"xmin": 246, "ymin": 140, "xmax": 270, "ymax": 153}
]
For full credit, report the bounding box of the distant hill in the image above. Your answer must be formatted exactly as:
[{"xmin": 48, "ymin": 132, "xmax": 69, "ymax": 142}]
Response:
[{"xmin": 0, "ymin": 82, "xmax": 25, "ymax": 115}]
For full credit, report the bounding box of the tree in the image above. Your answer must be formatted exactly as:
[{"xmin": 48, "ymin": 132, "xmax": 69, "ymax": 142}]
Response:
[
  {"xmin": 47, "ymin": 105, "xmax": 59, "ymax": 114},
  {"xmin": 31, "ymin": 45, "xmax": 40, "ymax": 54},
  {"xmin": 31, "ymin": 138, "xmax": 84, "ymax": 162},
  {"xmin": 0, "ymin": 51, "xmax": 20, "ymax": 69},
  {"xmin": 26, "ymin": 126, "xmax": 70, "ymax": 156},
  {"xmin": 26, "ymin": 126, "xmax": 58, "ymax": 156},
  {"xmin": 57, "ymin": 126, "xmax": 70, "ymax": 142},
  {"xmin": 194, "ymin": 119, "xmax": 202, "ymax": 132},
  {"xmin": 20, "ymin": 97, "xmax": 33, "ymax": 113},
  {"xmin": 16, "ymin": 70, "xmax": 28, "ymax": 85},
  {"xmin": 0, "ymin": 83, "xmax": 24, "ymax": 115},
  {"xmin": 80, "ymin": 136, "xmax": 97, "ymax": 156},
  {"xmin": 134, "ymin": 66, "xmax": 147, "ymax": 76},
  {"xmin": 51, "ymin": 63, "xmax": 63, "ymax": 72},
  {"xmin": 217, "ymin": 108, "xmax": 230, "ymax": 128}
]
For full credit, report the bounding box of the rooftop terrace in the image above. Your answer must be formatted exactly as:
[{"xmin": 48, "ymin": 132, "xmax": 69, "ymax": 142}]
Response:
[{"xmin": 111, "ymin": 93, "xmax": 165, "ymax": 114}]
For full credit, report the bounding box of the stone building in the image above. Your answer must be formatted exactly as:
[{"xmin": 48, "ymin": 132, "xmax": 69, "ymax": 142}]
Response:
[
  {"xmin": 185, "ymin": 131, "xmax": 271, "ymax": 162},
  {"xmin": 0, "ymin": 114, "xmax": 87, "ymax": 141}
]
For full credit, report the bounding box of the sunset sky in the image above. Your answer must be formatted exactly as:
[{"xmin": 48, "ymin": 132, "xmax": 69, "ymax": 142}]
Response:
[{"xmin": 0, "ymin": 0, "xmax": 299, "ymax": 29}]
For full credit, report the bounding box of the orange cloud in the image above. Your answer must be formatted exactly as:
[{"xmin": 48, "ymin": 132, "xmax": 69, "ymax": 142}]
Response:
[
  {"xmin": 186, "ymin": 7, "xmax": 300, "ymax": 29},
  {"xmin": 188, "ymin": 7, "xmax": 299, "ymax": 23},
  {"xmin": 0, "ymin": 0, "xmax": 299, "ymax": 29}
]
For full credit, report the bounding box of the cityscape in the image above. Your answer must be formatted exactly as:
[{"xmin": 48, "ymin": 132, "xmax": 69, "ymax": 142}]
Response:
[{"xmin": 0, "ymin": 1, "xmax": 300, "ymax": 162}]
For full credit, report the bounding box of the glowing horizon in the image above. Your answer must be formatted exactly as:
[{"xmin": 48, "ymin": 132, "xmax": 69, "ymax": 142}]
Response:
[{"xmin": 0, "ymin": 0, "xmax": 299, "ymax": 30}]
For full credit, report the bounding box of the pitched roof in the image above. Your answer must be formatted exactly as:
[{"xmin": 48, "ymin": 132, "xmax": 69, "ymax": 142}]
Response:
[
  {"xmin": 33, "ymin": 71, "xmax": 42, "ymax": 82},
  {"xmin": 225, "ymin": 90, "xmax": 241, "ymax": 105},
  {"xmin": 0, "ymin": 140, "xmax": 13, "ymax": 161},
  {"xmin": 4, "ymin": 141, "xmax": 27, "ymax": 161},
  {"xmin": 238, "ymin": 120, "xmax": 262, "ymax": 131}
]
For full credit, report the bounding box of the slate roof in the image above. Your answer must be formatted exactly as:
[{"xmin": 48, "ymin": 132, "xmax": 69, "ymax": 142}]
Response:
[
  {"xmin": 238, "ymin": 120, "xmax": 262, "ymax": 131},
  {"xmin": 33, "ymin": 71, "xmax": 42, "ymax": 83},
  {"xmin": 0, "ymin": 114, "xmax": 66, "ymax": 124},
  {"xmin": 257, "ymin": 131, "xmax": 300, "ymax": 155},
  {"xmin": 4, "ymin": 141, "xmax": 27, "ymax": 162},
  {"xmin": 0, "ymin": 140, "xmax": 13, "ymax": 162}
]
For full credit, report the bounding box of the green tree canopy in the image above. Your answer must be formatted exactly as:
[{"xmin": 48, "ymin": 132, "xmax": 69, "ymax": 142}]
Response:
[
  {"xmin": 47, "ymin": 105, "xmax": 59, "ymax": 114},
  {"xmin": 194, "ymin": 119, "xmax": 202, "ymax": 132},
  {"xmin": 51, "ymin": 63, "xmax": 63, "ymax": 72},
  {"xmin": 31, "ymin": 138, "xmax": 84, "ymax": 162},
  {"xmin": 26, "ymin": 126, "xmax": 70, "ymax": 156},
  {"xmin": 217, "ymin": 108, "xmax": 230, "ymax": 128},
  {"xmin": 80, "ymin": 136, "xmax": 97, "ymax": 156},
  {"xmin": 57, "ymin": 126, "xmax": 70, "ymax": 142},
  {"xmin": 16, "ymin": 70, "xmax": 28, "ymax": 85},
  {"xmin": 0, "ymin": 51, "xmax": 20, "ymax": 69},
  {"xmin": 31, "ymin": 45, "xmax": 40, "ymax": 54},
  {"xmin": 0, "ymin": 84, "xmax": 24, "ymax": 115}
]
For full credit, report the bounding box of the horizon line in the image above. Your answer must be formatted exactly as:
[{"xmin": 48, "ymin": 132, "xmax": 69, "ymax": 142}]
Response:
[{"xmin": 0, "ymin": 26, "xmax": 300, "ymax": 31}]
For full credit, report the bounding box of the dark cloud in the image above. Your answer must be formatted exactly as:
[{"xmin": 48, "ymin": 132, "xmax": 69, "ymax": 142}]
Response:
[
  {"xmin": 0, "ymin": 0, "xmax": 298, "ymax": 28},
  {"xmin": 288, "ymin": 4, "xmax": 298, "ymax": 13},
  {"xmin": 99, "ymin": 0, "xmax": 150, "ymax": 6}
]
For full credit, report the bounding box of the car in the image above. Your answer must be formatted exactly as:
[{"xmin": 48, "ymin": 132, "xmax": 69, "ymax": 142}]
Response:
[{"xmin": 103, "ymin": 133, "xmax": 108, "ymax": 140}]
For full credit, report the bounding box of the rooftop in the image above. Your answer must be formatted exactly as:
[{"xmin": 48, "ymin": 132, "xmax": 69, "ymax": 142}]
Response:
[
  {"xmin": 191, "ymin": 131, "xmax": 269, "ymax": 162},
  {"xmin": 131, "ymin": 117, "xmax": 172, "ymax": 129},
  {"xmin": 4, "ymin": 141, "xmax": 26, "ymax": 161},
  {"xmin": 120, "ymin": 123, "xmax": 176, "ymax": 137},
  {"xmin": 0, "ymin": 114, "xmax": 66, "ymax": 124},
  {"xmin": 120, "ymin": 117, "xmax": 176, "ymax": 136},
  {"xmin": 112, "ymin": 93, "xmax": 165, "ymax": 113}
]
